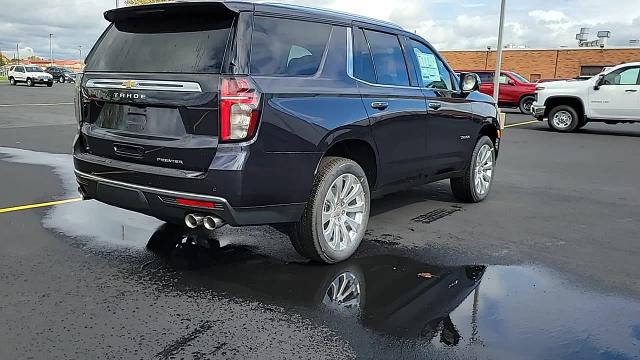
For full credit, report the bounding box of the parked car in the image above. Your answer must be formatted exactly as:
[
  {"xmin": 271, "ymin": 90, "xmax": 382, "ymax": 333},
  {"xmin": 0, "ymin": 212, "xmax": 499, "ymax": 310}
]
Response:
[
  {"xmin": 45, "ymin": 66, "xmax": 77, "ymax": 83},
  {"xmin": 532, "ymin": 62, "xmax": 640, "ymax": 132},
  {"xmin": 457, "ymin": 69, "xmax": 537, "ymax": 114},
  {"xmin": 74, "ymin": 1, "xmax": 501, "ymax": 263},
  {"xmin": 8, "ymin": 65, "xmax": 53, "ymax": 87}
]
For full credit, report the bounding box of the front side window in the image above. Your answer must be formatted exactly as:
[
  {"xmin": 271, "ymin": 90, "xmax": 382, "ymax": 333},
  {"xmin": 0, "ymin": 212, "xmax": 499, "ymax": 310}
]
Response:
[
  {"xmin": 364, "ymin": 30, "xmax": 410, "ymax": 86},
  {"xmin": 603, "ymin": 67, "xmax": 640, "ymax": 85},
  {"xmin": 250, "ymin": 17, "xmax": 332, "ymax": 76},
  {"xmin": 408, "ymin": 39, "xmax": 452, "ymax": 90},
  {"xmin": 509, "ymin": 72, "xmax": 529, "ymax": 83},
  {"xmin": 498, "ymin": 75, "xmax": 510, "ymax": 84}
]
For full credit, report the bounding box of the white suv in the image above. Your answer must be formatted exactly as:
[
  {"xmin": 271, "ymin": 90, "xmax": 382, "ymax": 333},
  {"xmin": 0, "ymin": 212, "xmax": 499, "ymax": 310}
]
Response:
[
  {"xmin": 532, "ymin": 62, "xmax": 640, "ymax": 132},
  {"xmin": 8, "ymin": 65, "xmax": 54, "ymax": 87}
]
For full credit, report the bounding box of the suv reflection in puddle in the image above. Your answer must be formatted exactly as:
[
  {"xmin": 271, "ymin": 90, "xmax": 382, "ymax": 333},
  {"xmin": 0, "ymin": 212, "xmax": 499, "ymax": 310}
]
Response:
[{"xmin": 147, "ymin": 224, "xmax": 485, "ymax": 344}]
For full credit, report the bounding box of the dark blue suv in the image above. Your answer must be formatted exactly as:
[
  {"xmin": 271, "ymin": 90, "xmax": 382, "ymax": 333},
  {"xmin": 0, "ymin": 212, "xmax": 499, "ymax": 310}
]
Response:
[{"xmin": 74, "ymin": 2, "xmax": 500, "ymax": 263}]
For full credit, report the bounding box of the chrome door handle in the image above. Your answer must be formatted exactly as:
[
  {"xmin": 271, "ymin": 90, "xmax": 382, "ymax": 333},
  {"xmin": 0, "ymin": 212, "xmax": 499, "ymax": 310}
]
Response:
[
  {"xmin": 625, "ymin": 89, "xmax": 638, "ymax": 92},
  {"xmin": 428, "ymin": 102, "xmax": 442, "ymax": 110},
  {"xmin": 371, "ymin": 101, "xmax": 389, "ymax": 110}
]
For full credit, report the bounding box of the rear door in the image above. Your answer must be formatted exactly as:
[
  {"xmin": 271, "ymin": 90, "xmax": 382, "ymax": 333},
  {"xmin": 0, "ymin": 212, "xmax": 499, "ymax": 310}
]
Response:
[
  {"xmin": 79, "ymin": 4, "xmax": 238, "ymax": 172},
  {"xmin": 353, "ymin": 27, "xmax": 429, "ymax": 188}
]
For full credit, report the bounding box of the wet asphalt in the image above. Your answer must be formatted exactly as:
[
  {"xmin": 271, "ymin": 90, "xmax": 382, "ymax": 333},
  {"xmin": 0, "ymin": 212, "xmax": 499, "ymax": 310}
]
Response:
[{"xmin": 1, "ymin": 82, "xmax": 640, "ymax": 359}]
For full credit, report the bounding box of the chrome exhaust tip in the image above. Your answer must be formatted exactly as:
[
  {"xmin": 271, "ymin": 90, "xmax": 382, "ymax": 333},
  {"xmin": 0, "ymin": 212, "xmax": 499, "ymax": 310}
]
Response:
[
  {"xmin": 203, "ymin": 216, "xmax": 225, "ymax": 230},
  {"xmin": 185, "ymin": 213, "xmax": 205, "ymax": 229}
]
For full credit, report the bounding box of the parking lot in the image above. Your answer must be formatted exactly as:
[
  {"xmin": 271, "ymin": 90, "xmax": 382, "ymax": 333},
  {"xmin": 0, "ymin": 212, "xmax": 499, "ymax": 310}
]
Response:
[{"xmin": 1, "ymin": 81, "xmax": 640, "ymax": 359}]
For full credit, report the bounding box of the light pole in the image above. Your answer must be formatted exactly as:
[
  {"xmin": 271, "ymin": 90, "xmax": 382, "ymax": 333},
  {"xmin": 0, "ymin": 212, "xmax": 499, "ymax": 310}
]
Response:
[
  {"xmin": 49, "ymin": 33, "xmax": 54, "ymax": 67},
  {"xmin": 492, "ymin": 0, "xmax": 507, "ymax": 102},
  {"xmin": 115, "ymin": 0, "xmax": 119, "ymax": 8},
  {"xmin": 78, "ymin": 46, "xmax": 83, "ymax": 62}
]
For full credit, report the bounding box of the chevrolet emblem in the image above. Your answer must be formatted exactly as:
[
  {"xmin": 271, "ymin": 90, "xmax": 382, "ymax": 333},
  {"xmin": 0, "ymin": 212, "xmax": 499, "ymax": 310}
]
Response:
[{"xmin": 122, "ymin": 80, "xmax": 136, "ymax": 89}]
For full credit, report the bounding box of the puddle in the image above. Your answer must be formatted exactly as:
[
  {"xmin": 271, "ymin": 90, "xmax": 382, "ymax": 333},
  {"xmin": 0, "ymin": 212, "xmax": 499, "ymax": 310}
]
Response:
[
  {"xmin": 140, "ymin": 226, "xmax": 640, "ymax": 359},
  {"xmin": 2, "ymin": 147, "xmax": 640, "ymax": 359}
]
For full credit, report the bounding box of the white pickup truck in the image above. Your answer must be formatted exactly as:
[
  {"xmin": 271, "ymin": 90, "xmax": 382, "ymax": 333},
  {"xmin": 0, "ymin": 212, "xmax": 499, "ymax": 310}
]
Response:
[
  {"xmin": 7, "ymin": 65, "xmax": 54, "ymax": 87},
  {"xmin": 532, "ymin": 62, "xmax": 640, "ymax": 132}
]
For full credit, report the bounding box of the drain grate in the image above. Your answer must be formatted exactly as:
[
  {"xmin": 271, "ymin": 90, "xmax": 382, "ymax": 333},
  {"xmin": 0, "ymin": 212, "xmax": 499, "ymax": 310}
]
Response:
[{"xmin": 411, "ymin": 207, "xmax": 461, "ymax": 224}]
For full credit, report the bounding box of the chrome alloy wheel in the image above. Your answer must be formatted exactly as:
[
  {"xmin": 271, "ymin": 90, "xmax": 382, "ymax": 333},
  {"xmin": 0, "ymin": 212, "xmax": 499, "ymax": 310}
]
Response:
[
  {"xmin": 552, "ymin": 110, "xmax": 573, "ymax": 129},
  {"xmin": 322, "ymin": 174, "xmax": 366, "ymax": 252},
  {"xmin": 322, "ymin": 272, "xmax": 361, "ymax": 310},
  {"xmin": 474, "ymin": 144, "xmax": 494, "ymax": 196}
]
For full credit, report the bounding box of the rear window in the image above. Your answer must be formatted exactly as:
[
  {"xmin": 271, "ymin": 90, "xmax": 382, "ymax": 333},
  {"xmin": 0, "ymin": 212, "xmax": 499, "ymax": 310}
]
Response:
[
  {"xmin": 85, "ymin": 14, "xmax": 234, "ymax": 73},
  {"xmin": 250, "ymin": 16, "xmax": 332, "ymax": 76}
]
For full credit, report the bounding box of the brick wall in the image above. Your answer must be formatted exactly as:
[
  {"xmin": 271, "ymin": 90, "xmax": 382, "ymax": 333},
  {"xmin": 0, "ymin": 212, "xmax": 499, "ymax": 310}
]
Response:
[{"xmin": 441, "ymin": 48, "xmax": 640, "ymax": 81}]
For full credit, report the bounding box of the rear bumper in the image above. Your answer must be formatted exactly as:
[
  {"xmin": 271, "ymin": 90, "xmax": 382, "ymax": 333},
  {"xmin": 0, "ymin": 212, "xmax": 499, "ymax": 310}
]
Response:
[{"xmin": 75, "ymin": 169, "xmax": 305, "ymax": 226}]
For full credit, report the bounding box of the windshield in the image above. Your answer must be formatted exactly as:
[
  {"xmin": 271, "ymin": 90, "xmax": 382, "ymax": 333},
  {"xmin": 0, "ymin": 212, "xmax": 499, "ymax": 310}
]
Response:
[
  {"xmin": 509, "ymin": 72, "xmax": 529, "ymax": 83},
  {"xmin": 25, "ymin": 66, "xmax": 43, "ymax": 72}
]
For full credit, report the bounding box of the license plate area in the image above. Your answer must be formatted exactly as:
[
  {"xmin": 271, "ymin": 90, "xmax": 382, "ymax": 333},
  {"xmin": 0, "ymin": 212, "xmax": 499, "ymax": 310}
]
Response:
[{"xmin": 94, "ymin": 103, "xmax": 186, "ymax": 137}]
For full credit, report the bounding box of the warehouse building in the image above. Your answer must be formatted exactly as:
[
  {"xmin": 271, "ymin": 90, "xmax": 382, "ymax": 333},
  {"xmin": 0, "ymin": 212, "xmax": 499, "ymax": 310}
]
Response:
[{"xmin": 440, "ymin": 47, "xmax": 640, "ymax": 81}]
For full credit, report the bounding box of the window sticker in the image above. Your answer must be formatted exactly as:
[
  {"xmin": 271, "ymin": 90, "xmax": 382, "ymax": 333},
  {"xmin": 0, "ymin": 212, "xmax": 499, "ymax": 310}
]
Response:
[{"xmin": 414, "ymin": 49, "xmax": 441, "ymax": 84}]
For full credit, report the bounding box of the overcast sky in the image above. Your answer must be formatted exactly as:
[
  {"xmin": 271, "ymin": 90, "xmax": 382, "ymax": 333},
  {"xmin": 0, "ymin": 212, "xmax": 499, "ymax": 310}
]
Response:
[{"xmin": 1, "ymin": 0, "xmax": 639, "ymax": 61}]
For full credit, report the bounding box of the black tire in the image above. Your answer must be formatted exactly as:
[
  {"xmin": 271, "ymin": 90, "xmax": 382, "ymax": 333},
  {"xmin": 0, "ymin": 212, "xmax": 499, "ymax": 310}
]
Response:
[
  {"xmin": 547, "ymin": 105, "xmax": 579, "ymax": 132},
  {"xmin": 9, "ymin": 77, "xmax": 16, "ymax": 86},
  {"xmin": 577, "ymin": 119, "xmax": 588, "ymax": 129},
  {"xmin": 451, "ymin": 136, "xmax": 496, "ymax": 203},
  {"xmin": 47, "ymin": 82, "xmax": 53, "ymax": 87},
  {"xmin": 519, "ymin": 96, "xmax": 535, "ymax": 115},
  {"xmin": 290, "ymin": 157, "xmax": 370, "ymax": 264},
  {"xmin": 27, "ymin": 78, "xmax": 34, "ymax": 87}
]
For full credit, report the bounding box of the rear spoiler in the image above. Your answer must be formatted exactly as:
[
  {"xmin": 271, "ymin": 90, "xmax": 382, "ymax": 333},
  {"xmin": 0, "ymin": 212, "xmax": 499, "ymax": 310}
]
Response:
[{"xmin": 104, "ymin": 1, "xmax": 251, "ymax": 23}]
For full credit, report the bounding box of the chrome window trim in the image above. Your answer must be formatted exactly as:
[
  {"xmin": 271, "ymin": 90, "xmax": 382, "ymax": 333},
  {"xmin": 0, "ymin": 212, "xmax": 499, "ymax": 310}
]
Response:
[
  {"xmin": 75, "ymin": 169, "xmax": 228, "ymax": 204},
  {"xmin": 85, "ymin": 79, "xmax": 202, "ymax": 92},
  {"xmin": 346, "ymin": 27, "xmax": 419, "ymax": 90}
]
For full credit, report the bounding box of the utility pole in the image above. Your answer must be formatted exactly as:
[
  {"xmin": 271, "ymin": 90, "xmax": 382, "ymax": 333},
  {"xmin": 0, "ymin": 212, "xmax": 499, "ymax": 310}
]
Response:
[
  {"xmin": 492, "ymin": 0, "xmax": 507, "ymax": 102},
  {"xmin": 49, "ymin": 34, "xmax": 54, "ymax": 67},
  {"xmin": 16, "ymin": 43, "xmax": 19, "ymax": 64},
  {"xmin": 115, "ymin": 0, "xmax": 119, "ymax": 8},
  {"xmin": 79, "ymin": 46, "xmax": 83, "ymax": 62}
]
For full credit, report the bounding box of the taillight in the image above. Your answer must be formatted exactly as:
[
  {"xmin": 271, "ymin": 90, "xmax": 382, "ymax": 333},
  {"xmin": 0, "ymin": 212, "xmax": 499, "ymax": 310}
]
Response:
[{"xmin": 219, "ymin": 77, "xmax": 261, "ymax": 142}]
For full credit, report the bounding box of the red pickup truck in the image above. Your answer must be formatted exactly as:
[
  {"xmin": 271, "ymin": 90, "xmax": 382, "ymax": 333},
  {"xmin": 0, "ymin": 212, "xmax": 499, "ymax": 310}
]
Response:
[{"xmin": 457, "ymin": 70, "xmax": 537, "ymax": 114}]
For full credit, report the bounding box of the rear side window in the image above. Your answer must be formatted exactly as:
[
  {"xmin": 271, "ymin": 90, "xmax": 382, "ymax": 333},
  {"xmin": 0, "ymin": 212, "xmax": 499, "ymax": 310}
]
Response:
[
  {"xmin": 353, "ymin": 28, "xmax": 376, "ymax": 83},
  {"xmin": 250, "ymin": 17, "xmax": 332, "ymax": 76},
  {"xmin": 85, "ymin": 14, "xmax": 234, "ymax": 73},
  {"xmin": 363, "ymin": 30, "xmax": 410, "ymax": 86}
]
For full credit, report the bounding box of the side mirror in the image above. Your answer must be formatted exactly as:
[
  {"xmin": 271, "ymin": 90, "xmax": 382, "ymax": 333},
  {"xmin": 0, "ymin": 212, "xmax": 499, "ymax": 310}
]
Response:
[
  {"xmin": 460, "ymin": 73, "xmax": 480, "ymax": 93},
  {"xmin": 594, "ymin": 74, "xmax": 605, "ymax": 90},
  {"xmin": 508, "ymin": 79, "xmax": 516, "ymax": 86}
]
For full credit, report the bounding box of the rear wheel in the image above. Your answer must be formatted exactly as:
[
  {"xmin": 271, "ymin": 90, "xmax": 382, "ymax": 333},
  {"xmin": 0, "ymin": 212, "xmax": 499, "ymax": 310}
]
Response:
[
  {"xmin": 27, "ymin": 78, "xmax": 34, "ymax": 87},
  {"xmin": 519, "ymin": 96, "xmax": 535, "ymax": 115},
  {"xmin": 59, "ymin": 76, "xmax": 65, "ymax": 83},
  {"xmin": 451, "ymin": 136, "xmax": 495, "ymax": 203},
  {"xmin": 9, "ymin": 77, "xmax": 15, "ymax": 86},
  {"xmin": 548, "ymin": 105, "xmax": 579, "ymax": 132},
  {"xmin": 290, "ymin": 157, "xmax": 370, "ymax": 264}
]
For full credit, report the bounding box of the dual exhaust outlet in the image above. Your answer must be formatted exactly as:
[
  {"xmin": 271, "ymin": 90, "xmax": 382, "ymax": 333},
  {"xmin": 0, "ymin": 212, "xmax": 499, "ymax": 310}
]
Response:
[{"xmin": 185, "ymin": 213, "xmax": 225, "ymax": 230}]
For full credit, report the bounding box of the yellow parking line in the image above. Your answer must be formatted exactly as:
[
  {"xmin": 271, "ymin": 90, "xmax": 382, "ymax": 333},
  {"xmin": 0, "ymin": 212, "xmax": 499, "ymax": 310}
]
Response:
[
  {"xmin": 504, "ymin": 120, "xmax": 539, "ymax": 128},
  {"xmin": 0, "ymin": 198, "xmax": 82, "ymax": 214}
]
